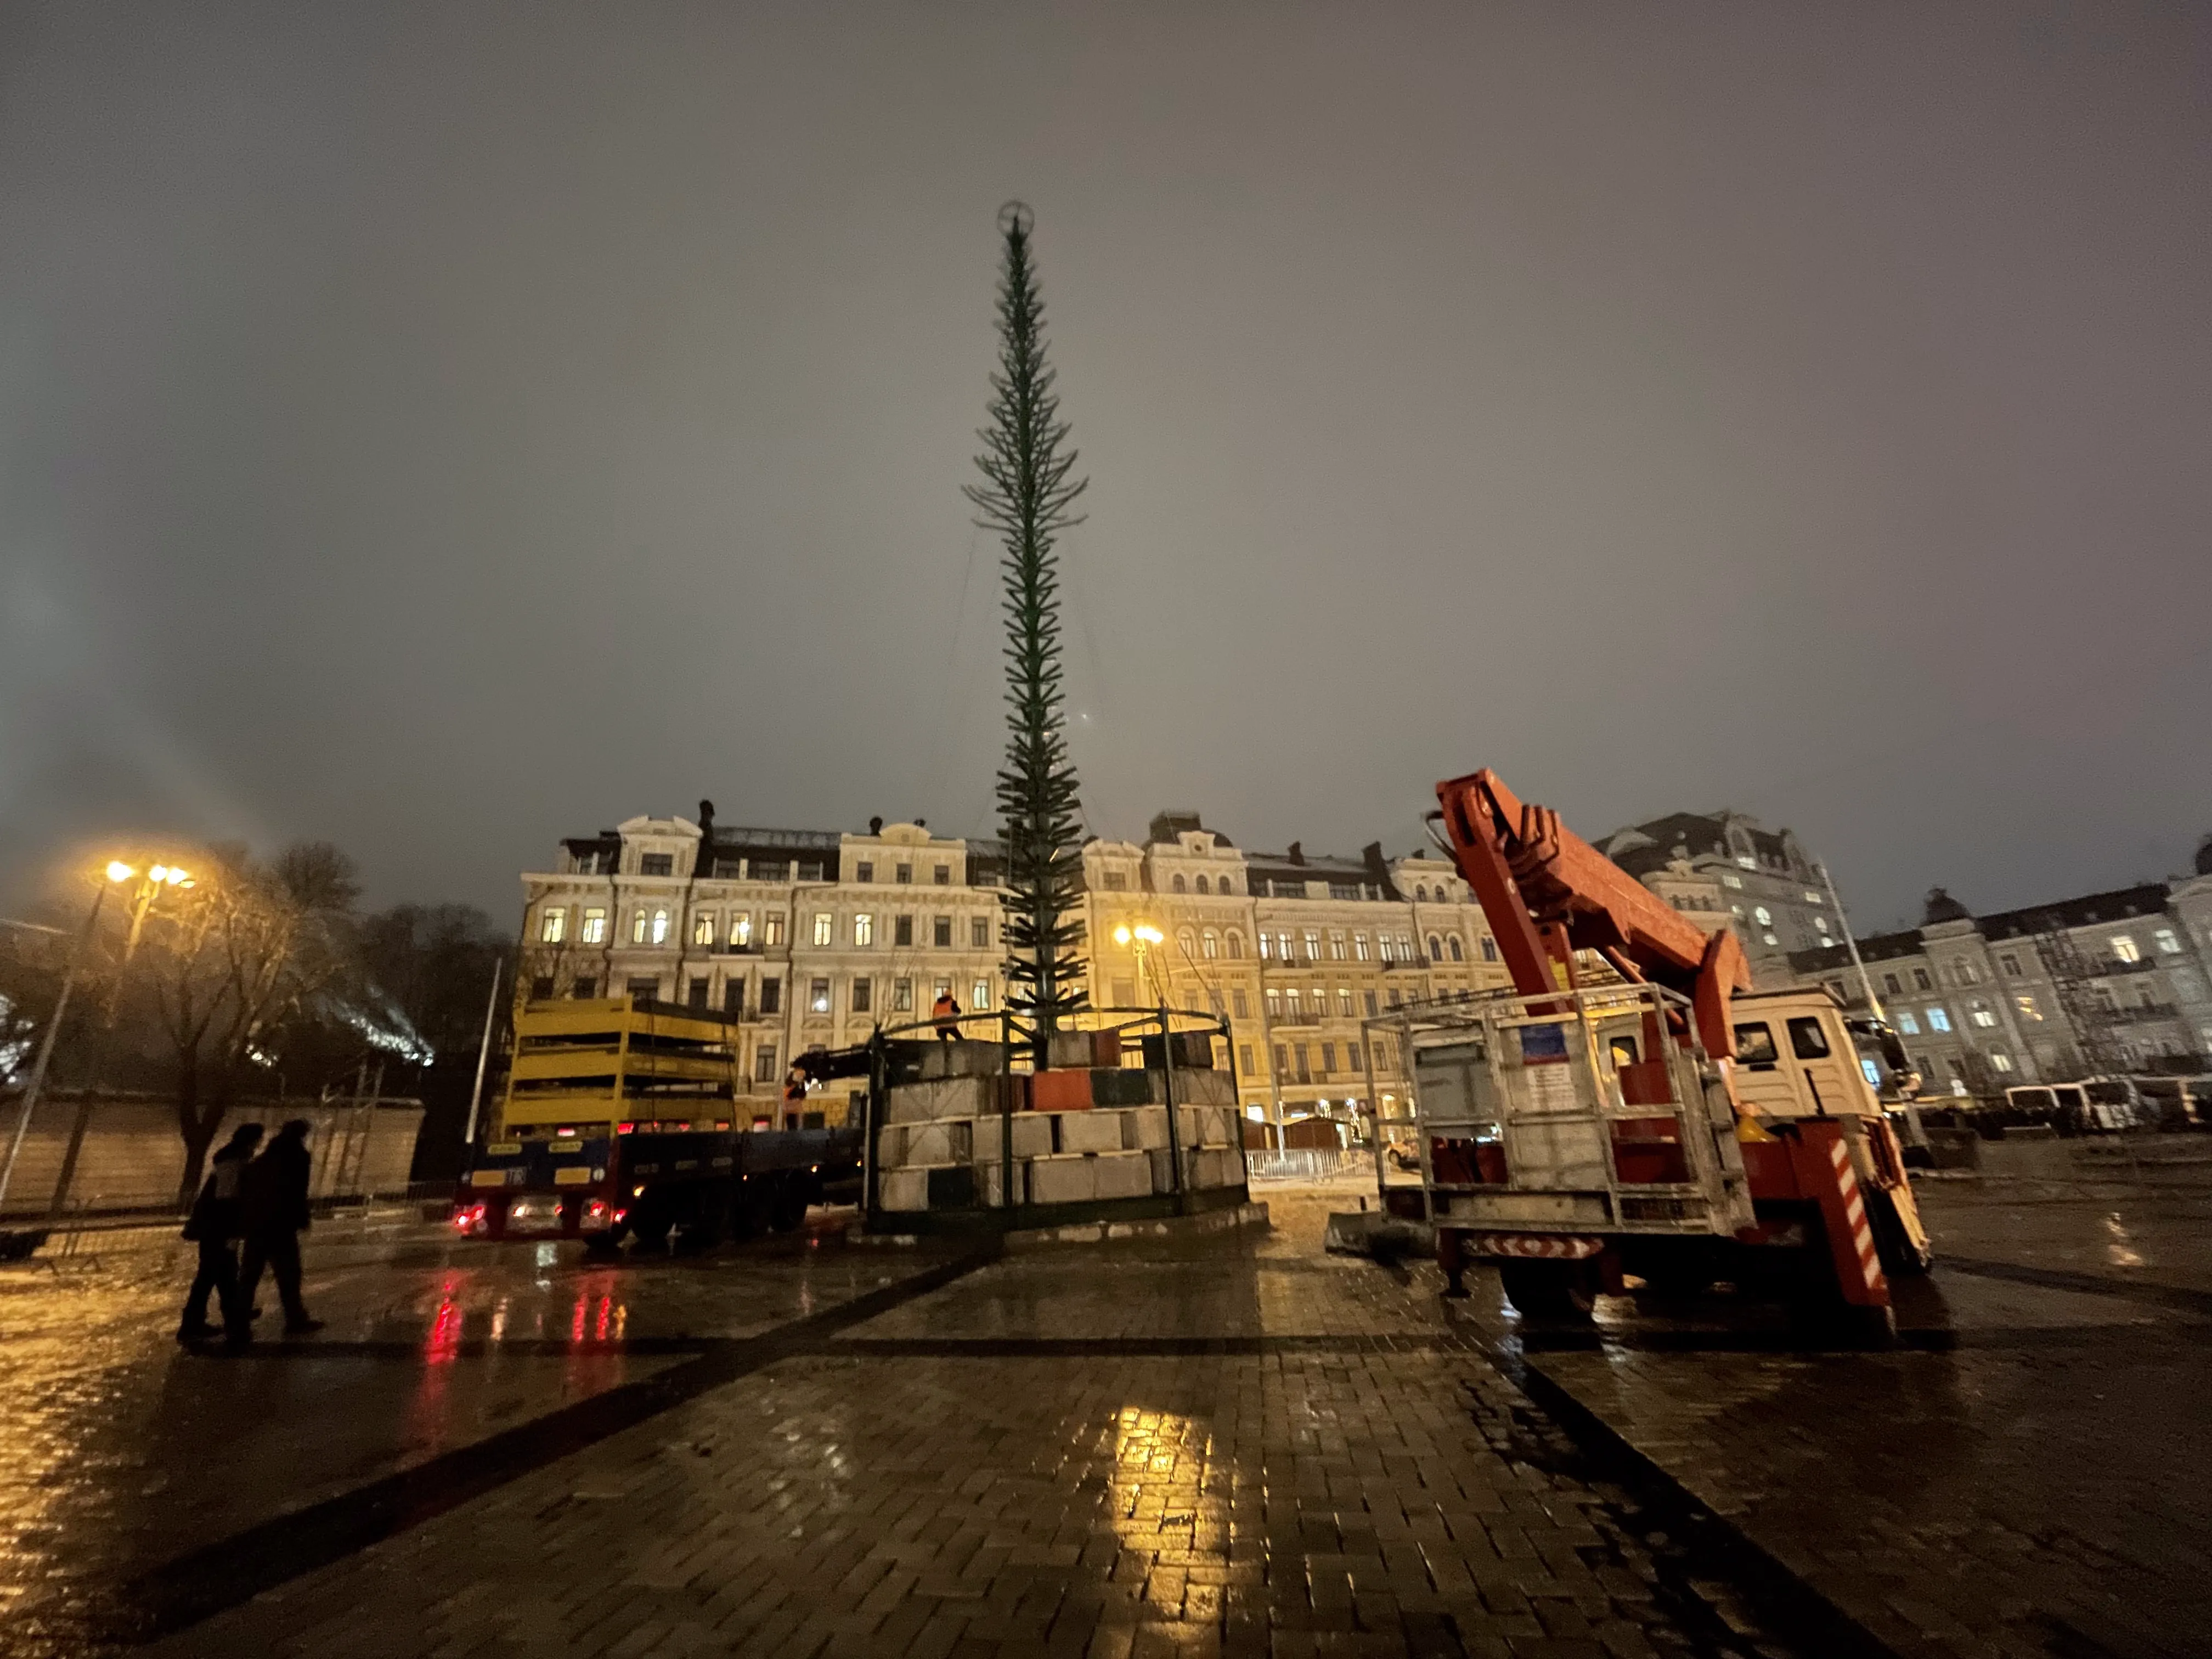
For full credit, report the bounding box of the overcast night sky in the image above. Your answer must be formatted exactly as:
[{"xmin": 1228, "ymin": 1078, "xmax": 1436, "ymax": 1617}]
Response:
[{"xmin": 2, "ymin": 3, "xmax": 2207, "ymax": 935}]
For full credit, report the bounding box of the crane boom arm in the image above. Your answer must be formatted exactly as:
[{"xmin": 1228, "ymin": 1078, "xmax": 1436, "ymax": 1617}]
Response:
[{"xmin": 1434, "ymin": 768, "xmax": 1750, "ymax": 1060}]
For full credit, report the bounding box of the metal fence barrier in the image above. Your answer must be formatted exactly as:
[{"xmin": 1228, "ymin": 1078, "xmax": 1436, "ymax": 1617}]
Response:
[{"xmin": 1244, "ymin": 1148, "xmax": 1365, "ymax": 1183}]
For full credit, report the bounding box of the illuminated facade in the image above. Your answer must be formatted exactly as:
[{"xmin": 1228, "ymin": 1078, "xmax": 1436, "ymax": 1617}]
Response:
[{"xmin": 514, "ymin": 808, "xmax": 1514, "ymax": 1138}]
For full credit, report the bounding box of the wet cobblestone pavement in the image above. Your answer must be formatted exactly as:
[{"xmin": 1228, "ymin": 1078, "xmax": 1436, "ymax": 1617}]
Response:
[{"xmin": 0, "ymin": 1164, "xmax": 2201, "ymax": 1657}]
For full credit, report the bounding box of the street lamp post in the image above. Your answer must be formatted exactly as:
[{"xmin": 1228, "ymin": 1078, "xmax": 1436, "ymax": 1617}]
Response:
[{"xmin": 42, "ymin": 862, "xmax": 193, "ymax": 1220}]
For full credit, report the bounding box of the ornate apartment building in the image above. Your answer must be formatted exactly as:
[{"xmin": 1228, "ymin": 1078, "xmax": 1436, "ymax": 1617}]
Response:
[
  {"xmin": 512, "ymin": 805, "xmax": 1512, "ymax": 1137},
  {"xmin": 1781, "ymin": 848, "xmax": 2212, "ymax": 1096},
  {"xmin": 1597, "ymin": 809, "xmax": 1842, "ymax": 986}
]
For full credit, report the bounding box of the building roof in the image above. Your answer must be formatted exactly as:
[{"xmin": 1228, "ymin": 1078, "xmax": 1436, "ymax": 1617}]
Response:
[
  {"xmin": 1979, "ymin": 884, "xmax": 2174, "ymax": 941},
  {"xmin": 1602, "ymin": 810, "xmax": 1805, "ymax": 879}
]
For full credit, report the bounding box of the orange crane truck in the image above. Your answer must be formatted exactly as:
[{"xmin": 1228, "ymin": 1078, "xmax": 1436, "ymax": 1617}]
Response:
[{"xmin": 1417, "ymin": 769, "xmax": 1929, "ymax": 1334}]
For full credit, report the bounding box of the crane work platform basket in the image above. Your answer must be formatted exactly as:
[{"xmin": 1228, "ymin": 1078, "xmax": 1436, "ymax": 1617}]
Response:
[{"xmin": 1371, "ymin": 983, "xmax": 1755, "ymax": 1239}]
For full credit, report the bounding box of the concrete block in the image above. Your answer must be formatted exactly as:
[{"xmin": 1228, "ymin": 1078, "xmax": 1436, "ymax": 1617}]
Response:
[
  {"xmin": 1121, "ymin": 1105, "xmax": 1169, "ymax": 1150},
  {"xmin": 979, "ymin": 1159, "xmax": 1028, "ymax": 1207},
  {"xmin": 1001, "ymin": 1114, "xmax": 1054, "ymax": 1160},
  {"xmin": 1028, "ymin": 1154, "xmax": 1098, "ymax": 1205},
  {"xmin": 1057, "ymin": 1110, "xmax": 1127, "ymax": 1154},
  {"xmin": 1095, "ymin": 1068, "xmax": 1156, "ymax": 1107},
  {"xmin": 1147, "ymin": 1148, "xmax": 1175, "ymax": 1194},
  {"xmin": 879, "ymin": 1168, "xmax": 930, "ymax": 1211},
  {"xmin": 1093, "ymin": 1151, "xmax": 1154, "ymax": 1200},
  {"xmin": 1173, "ymin": 1068, "xmax": 1235, "ymax": 1108},
  {"xmin": 1192, "ymin": 1147, "xmax": 1243, "ymax": 1189},
  {"xmin": 1030, "ymin": 1070, "xmax": 1094, "ymax": 1113},
  {"xmin": 918, "ymin": 1041, "xmax": 1007, "ymax": 1081},
  {"xmin": 1176, "ymin": 1105, "xmax": 1235, "ymax": 1149},
  {"xmin": 885, "ymin": 1075, "xmax": 995, "ymax": 1124},
  {"xmin": 1048, "ymin": 1030, "xmax": 1121, "ymax": 1070},
  {"xmin": 899, "ymin": 1121, "xmax": 973, "ymax": 1167}
]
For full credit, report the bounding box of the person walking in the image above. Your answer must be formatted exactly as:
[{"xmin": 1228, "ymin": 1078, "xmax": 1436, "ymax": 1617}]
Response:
[
  {"xmin": 931, "ymin": 989, "xmax": 962, "ymax": 1043},
  {"xmin": 177, "ymin": 1122, "xmax": 262, "ymax": 1345},
  {"xmin": 239, "ymin": 1119, "xmax": 322, "ymax": 1338}
]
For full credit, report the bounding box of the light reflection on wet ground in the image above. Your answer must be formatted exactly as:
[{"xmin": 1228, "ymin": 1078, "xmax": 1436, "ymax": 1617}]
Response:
[
  {"xmin": 0, "ymin": 1210, "xmax": 956, "ymax": 1655},
  {"xmin": 1, "ymin": 1169, "xmax": 2206, "ymax": 1657}
]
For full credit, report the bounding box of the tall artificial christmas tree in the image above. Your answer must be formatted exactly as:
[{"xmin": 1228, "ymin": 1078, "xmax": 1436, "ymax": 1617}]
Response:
[{"xmin": 965, "ymin": 202, "xmax": 1090, "ymax": 1069}]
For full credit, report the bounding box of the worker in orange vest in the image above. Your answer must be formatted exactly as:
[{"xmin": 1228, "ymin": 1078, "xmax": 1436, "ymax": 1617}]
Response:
[{"xmin": 931, "ymin": 990, "xmax": 962, "ymax": 1043}]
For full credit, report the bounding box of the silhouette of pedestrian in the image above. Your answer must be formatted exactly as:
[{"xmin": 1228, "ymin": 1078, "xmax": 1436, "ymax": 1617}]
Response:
[
  {"xmin": 177, "ymin": 1122, "xmax": 262, "ymax": 1345},
  {"xmin": 239, "ymin": 1119, "xmax": 323, "ymax": 1339}
]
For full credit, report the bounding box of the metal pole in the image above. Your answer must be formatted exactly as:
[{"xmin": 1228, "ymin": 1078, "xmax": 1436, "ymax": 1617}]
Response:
[
  {"xmin": 461, "ymin": 960, "xmax": 503, "ymax": 1149},
  {"xmin": 1819, "ymin": 860, "xmax": 1928, "ymax": 1148},
  {"xmin": 1, "ymin": 883, "xmax": 109, "ymax": 1214}
]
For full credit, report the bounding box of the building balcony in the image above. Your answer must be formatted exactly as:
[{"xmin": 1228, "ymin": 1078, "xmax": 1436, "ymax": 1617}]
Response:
[
  {"xmin": 1270, "ymin": 1010, "xmax": 1322, "ymax": 1026},
  {"xmin": 1380, "ymin": 956, "xmax": 1431, "ymax": 972},
  {"xmin": 2105, "ymin": 1002, "xmax": 2179, "ymax": 1024}
]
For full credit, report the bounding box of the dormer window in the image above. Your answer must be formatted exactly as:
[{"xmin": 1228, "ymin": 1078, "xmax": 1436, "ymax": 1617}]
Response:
[
  {"xmin": 1103, "ymin": 870, "xmax": 1127, "ymax": 891},
  {"xmin": 640, "ymin": 853, "xmax": 674, "ymax": 877}
]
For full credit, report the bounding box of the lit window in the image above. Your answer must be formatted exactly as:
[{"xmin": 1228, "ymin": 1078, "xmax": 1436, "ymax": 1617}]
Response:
[
  {"xmin": 1928, "ymin": 1007, "xmax": 1952, "ymax": 1032},
  {"xmin": 854, "ymin": 913, "xmax": 874, "ymax": 947},
  {"xmin": 1990, "ymin": 1052, "xmax": 2013, "ymax": 1073},
  {"xmin": 1355, "ymin": 933, "xmax": 1372, "ymax": 961},
  {"xmin": 2016, "ymin": 994, "xmax": 2041, "ymax": 1021},
  {"xmin": 580, "ymin": 908, "xmax": 607, "ymax": 945},
  {"xmin": 1304, "ymin": 930, "xmax": 1321, "ymax": 961},
  {"xmin": 2112, "ymin": 936, "xmax": 2142, "ymax": 963},
  {"xmin": 894, "ymin": 978, "xmax": 913, "ymax": 1012},
  {"xmin": 652, "ymin": 909, "xmax": 671, "ymax": 945},
  {"xmin": 1898, "ymin": 1011, "xmax": 1920, "ymax": 1034},
  {"xmin": 1805, "ymin": 890, "xmax": 1823, "ymax": 904},
  {"xmin": 1970, "ymin": 1000, "xmax": 1997, "ymax": 1029},
  {"xmin": 1328, "ymin": 929, "xmax": 1346, "ymax": 961},
  {"xmin": 1723, "ymin": 873, "xmax": 1743, "ymax": 889},
  {"xmin": 1202, "ymin": 929, "xmax": 1220, "ymax": 960},
  {"xmin": 732, "ymin": 912, "xmax": 753, "ymax": 947},
  {"xmin": 539, "ymin": 907, "xmax": 567, "ymax": 944},
  {"xmin": 1338, "ymin": 988, "xmax": 1355, "ymax": 1018},
  {"xmin": 971, "ymin": 917, "xmax": 990, "ymax": 948},
  {"xmin": 812, "ymin": 913, "xmax": 833, "ymax": 946},
  {"xmin": 1736, "ymin": 855, "xmax": 1756, "ymax": 869},
  {"xmin": 2154, "ymin": 928, "xmax": 2182, "ymax": 955},
  {"xmin": 763, "ymin": 915, "xmax": 786, "ymax": 947},
  {"xmin": 692, "ymin": 912, "xmax": 715, "ymax": 947},
  {"xmin": 1753, "ymin": 907, "xmax": 1771, "ymax": 927},
  {"xmin": 809, "ymin": 978, "xmax": 831, "ymax": 1014},
  {"xmin": 632, "ymin": 907, "xmax": 670, "ymax": 946},
  {"xmin": 972, "ymin": 979, "xmax": 990, "ymax": 1011}
]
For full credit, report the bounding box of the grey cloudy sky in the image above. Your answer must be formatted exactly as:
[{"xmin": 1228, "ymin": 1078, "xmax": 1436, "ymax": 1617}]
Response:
[{"xmin": 3, "ymin": 2, "xmax": 2207, "ymax": 934}]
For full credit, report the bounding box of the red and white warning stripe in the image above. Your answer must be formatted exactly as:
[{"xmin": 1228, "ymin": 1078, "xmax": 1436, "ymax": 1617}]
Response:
[
  {"xmin": 1469, "ymin": 1232, "xmax": 1602, "ymax": 1261},
  {"xmin": 1830, "ymin": 1136, "xmax": 1883, "ymax": 1289}
]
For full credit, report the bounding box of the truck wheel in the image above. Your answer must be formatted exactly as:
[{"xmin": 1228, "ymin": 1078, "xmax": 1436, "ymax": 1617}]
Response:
[
  {"xmin": 1499, "ymin": 1260, "xmax": 1597, "ymax": 1323},
  {"xmin": 769, "ymin": 1176, "xmax": 811, "ymax": 1233},
  {"xmin": 732, "ymin": 1177, "xmax": 774, "ymax": 1240},
  {"xmin": 1866, "ymin": 1187, "xmax": 1932, "ymax": 1277}
]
